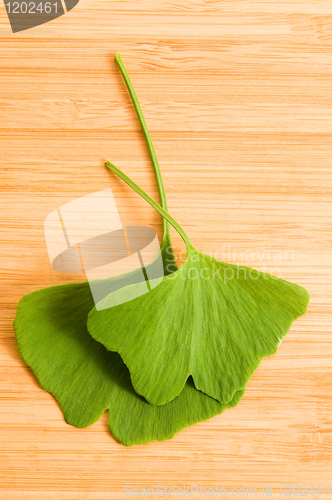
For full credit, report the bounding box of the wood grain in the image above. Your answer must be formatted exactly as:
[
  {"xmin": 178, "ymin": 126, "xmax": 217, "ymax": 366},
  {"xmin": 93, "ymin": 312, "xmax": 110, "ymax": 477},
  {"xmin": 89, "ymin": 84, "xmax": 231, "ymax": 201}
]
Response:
[{"xmin": 0, "ymin": 0, "xmax": 332, "ymax": 498}]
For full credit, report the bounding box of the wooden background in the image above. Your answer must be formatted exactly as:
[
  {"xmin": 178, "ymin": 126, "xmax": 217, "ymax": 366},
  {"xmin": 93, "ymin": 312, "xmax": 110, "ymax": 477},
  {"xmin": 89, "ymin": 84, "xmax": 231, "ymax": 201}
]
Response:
[{"xmin": 1, "ymin": 0, "xmax": 332, "ymax": 498}]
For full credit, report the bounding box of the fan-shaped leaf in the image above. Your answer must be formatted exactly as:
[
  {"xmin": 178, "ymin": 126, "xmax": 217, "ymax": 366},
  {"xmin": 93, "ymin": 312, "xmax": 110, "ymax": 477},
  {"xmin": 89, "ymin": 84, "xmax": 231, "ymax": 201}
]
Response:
[
  {"xmin": 14, "ymin": 282, "xmax": 244, "ymax": 446},
  {"xmin": 87, "ymin": 165, "xmax": 310, "ymax": 406}
]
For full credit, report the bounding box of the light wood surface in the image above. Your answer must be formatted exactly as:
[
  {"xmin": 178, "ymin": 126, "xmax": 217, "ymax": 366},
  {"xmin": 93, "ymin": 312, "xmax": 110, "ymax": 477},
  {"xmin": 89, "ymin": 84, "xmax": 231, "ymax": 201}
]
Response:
[{"xmin": 1, "ymin": 0, "xmax": 332, "ymax": 498}]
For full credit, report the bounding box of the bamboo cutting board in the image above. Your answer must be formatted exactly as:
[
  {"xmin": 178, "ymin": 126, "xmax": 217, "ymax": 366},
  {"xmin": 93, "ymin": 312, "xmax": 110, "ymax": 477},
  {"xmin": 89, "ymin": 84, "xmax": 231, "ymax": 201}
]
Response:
[{"xmin": 0, "ymin": 0, "xmax": 332, "ymax": 498}]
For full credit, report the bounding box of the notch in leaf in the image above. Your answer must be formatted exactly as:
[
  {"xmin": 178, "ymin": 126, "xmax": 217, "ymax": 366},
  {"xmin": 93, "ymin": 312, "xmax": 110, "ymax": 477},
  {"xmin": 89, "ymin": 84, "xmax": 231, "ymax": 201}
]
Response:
[
  {"xmin": 14, "ymin": 280, "xmax": 244, "ymax": 446},
  {"xmin": 88, "ymin": 164, "xmax": 310, "ymax": 407}
]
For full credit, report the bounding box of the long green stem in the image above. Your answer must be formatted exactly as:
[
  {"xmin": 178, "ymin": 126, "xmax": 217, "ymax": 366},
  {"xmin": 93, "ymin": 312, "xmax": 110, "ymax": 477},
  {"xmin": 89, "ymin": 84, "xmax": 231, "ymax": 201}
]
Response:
[
  {"xmin": 106, "ymin": 162, "xmax": 191, "ymax": 249},
  {"xmin": 115, "ymin": 54, "xmax": 171, "ymax": 242}
]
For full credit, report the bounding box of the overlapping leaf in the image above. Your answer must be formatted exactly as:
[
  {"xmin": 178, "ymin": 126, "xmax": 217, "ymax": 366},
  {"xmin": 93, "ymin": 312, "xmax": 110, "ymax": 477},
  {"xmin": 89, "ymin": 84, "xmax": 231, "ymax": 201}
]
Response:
[
  {"xmin": 14, "ymin": 281, "xmax": 244, "ymax": 446},
  {"xmin": 87, "ymin": 165, "xmax": 310, "ymax": 406}
]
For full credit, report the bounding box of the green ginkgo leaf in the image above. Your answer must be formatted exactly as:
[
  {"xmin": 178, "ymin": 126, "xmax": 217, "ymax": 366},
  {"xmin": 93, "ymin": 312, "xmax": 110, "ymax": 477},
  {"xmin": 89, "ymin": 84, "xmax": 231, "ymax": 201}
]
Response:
[
  {"xmin": 87, "ymin": 164, "xmax": 310, "ymax": 407},
  {"xmin": 14, "ymin": 281, "xmax": 244, "ymax": 446}
]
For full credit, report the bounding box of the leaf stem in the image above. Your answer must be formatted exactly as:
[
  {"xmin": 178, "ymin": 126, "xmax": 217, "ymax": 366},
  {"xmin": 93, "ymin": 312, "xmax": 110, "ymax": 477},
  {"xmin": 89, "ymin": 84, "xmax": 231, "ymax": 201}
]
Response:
[
  {"xmin": 115, "ymin": 54, "xmax": 170, "ymax": 242},
  {"xmin": 106, "ymin": 161, "xmax": 192, "ymax": 249}
]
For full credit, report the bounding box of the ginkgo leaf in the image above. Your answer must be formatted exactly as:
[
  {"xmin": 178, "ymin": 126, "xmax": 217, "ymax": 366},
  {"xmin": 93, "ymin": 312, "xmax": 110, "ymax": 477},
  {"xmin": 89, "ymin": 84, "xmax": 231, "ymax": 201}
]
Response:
[
  {"xmin": 87, "ymin": 164, "xmax": 310, "ymax": 407},
  {"xmin": 14, "ymin": 281, "xmax": 244, "ymax": 446}
]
